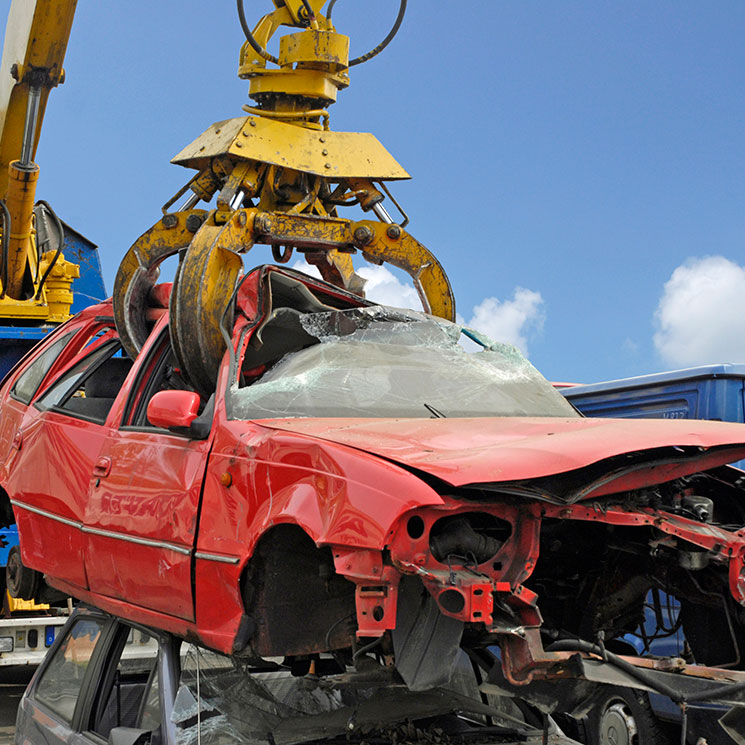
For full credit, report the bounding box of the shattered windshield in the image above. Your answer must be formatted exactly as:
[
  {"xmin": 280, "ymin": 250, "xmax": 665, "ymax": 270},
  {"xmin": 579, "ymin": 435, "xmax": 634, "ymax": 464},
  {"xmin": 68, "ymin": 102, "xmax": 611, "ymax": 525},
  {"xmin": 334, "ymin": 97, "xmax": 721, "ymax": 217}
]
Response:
[
  {"xmin": 229, "ymin": 306, "xmax": 576, "ymax": 420},
  {"xmin": 171, "ymin": 645, "xmax": 560, "ymax": 745}
]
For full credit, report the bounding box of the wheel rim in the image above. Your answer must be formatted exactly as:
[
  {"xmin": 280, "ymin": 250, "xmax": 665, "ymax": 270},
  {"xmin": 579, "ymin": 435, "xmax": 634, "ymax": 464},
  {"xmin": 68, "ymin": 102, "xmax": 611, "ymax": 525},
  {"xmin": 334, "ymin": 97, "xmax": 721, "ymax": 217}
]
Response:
[{"xmin": 598, "ymin": 701, "xmax": 638, "ymax": 745}]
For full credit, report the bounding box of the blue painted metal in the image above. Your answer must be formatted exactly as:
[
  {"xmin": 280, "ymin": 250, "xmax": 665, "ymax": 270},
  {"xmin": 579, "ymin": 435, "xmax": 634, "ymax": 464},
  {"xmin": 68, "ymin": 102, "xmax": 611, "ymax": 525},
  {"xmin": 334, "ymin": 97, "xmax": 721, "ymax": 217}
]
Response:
[
  {"xmin": 0, "ymin": 526, "xmax": 18, "ymax": 567},
  {"xmin": 563, "ymin": 364, "xmax": 745, "ymax": 469},
  {"xmin": 62, "ymin": 220, "xmax": 107, "ymax": 314}
]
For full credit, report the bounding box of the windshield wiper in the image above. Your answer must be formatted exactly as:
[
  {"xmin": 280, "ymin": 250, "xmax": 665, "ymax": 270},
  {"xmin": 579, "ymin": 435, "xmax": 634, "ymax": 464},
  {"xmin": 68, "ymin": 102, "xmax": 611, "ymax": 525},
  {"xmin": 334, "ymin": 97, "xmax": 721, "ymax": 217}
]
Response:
[{"xmin": 424, "ymin": 403, "xmax": 447, "ymax": 418}]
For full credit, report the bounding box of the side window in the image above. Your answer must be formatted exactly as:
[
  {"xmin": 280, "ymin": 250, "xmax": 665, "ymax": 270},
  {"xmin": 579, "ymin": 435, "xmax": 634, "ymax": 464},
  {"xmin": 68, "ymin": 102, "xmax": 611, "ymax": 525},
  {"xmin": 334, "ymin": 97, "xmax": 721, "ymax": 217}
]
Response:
[
  {"xmin": 89, "ymin": 625, "xmax": 161, "ymax": 742},
  {"xmin": 34, "ymin": 617, "xmax": 105, "ymax": 724},
  {"xmin": 123, "ymin": 333, "xmax": 195, "ymax": 429},
  {"xmin": 11, "ymin": 330, "xmax": 76, "ymax": 404},
  {"xmin": 35, "ymin": 342, "xmax": 133, "ymax": 423}
]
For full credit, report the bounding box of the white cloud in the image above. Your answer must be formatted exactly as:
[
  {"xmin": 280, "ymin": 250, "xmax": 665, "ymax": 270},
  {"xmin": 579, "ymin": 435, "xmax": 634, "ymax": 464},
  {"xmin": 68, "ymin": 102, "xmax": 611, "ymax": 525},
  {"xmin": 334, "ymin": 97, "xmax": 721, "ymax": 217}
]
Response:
[
  {"xmin": 356, "ymin": 265, "xmax": 421, "ymax": 308},
  {"xmin": 290, "ymin": 259, "xmax": 544, "ymax": 355},
  {"xmin": 291, "ymin": 259, "xmax": 421, "ymax": 309},
  {"xmin": 654, "ymin": 256, "xmax": 745, "ymax": 366},
  {"xmin": 463, "ymin": 289, "xmax": 544, "ymax": 356},
  {"xmin": 291, "ymin": 258, "xmax": 322, "ymax": 279}
]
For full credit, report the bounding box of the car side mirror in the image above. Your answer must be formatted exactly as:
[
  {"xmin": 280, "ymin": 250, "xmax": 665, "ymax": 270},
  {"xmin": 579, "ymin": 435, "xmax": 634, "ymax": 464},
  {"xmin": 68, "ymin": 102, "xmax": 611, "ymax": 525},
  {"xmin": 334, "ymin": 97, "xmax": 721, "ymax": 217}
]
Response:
[
  {"xmin": 147, "ymin": 390, "xmax": 201, "ymax": 430},
  {"xmin": 107, "ymin": 727, "xmax": 151, "ymax": 745}
]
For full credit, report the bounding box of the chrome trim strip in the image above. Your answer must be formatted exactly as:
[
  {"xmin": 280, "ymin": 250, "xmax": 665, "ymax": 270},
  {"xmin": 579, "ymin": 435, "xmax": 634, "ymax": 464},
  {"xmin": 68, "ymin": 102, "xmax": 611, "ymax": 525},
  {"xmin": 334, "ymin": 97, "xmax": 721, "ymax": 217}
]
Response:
[
  {"xmin": 194, "ymin": 551, "xmax": 240, "ymax": 565},
  {"xmin": 11, "ymin": 499, "xmax": 82, "ymax": 530},
  {"xmin": 11, "ymin": 498, "xmax": 191, "ymax": 556},
  {"xmin": 81, "ymin": 526, "xmax": 191, "ymax": 555}
]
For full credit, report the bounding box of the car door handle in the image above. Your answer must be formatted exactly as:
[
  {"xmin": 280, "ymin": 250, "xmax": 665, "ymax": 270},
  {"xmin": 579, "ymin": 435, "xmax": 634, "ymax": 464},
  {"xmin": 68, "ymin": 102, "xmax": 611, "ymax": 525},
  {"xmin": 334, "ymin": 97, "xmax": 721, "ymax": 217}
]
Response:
[
  {"xmin": 93, "ymin": 457, "xmax": 112, "ymax": 478},
  {"xmin": 11, "ymin": 430, "xmax": 22, "ymax": 450}
]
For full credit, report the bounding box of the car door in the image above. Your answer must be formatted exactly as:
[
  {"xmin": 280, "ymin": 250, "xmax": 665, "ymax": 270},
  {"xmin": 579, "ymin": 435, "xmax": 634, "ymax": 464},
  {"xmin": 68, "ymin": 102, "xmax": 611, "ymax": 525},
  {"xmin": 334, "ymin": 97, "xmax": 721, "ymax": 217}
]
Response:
[
  {"xmin": 16, "ymin": 610, "xmax": 164, "ymax": 745},
  {"xmin": 83, "ymin": 321, "xmax": 213, "ymax": 621},
  {"xmin": 0, "ymin": 328, "xmax": 74, "ymax": 467},
  {"xmin": 7, "ymin": 327, "xmax": 131, "ymax": 591},
  {"xmin": 16, "ymin": 612, "xmax": 109, "ymax": 745}
]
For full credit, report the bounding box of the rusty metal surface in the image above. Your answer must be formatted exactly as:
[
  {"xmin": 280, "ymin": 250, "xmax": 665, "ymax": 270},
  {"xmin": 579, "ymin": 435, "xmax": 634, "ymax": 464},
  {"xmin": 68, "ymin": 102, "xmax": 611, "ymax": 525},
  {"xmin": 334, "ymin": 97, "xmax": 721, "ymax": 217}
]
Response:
[
  {"xmin": 112, "ymin": 209, "xmax": 207, "ymax": 359},
  {"xmin": 170, "ymin": 219, "xmax": 242, "ymax": 397}
]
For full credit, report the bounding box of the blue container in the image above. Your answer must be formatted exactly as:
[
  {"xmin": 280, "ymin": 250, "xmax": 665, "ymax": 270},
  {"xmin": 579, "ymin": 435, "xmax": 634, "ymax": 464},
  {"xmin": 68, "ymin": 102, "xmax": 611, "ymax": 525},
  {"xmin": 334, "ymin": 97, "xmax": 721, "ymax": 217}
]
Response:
[{"xmin": 562, "ymin": 364, "xmax": 745, "ymax": 469}]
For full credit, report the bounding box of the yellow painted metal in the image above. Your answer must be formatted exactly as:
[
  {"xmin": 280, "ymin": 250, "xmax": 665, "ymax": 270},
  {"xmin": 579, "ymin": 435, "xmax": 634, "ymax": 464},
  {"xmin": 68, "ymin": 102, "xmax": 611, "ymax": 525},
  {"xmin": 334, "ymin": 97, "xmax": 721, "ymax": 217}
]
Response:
[
  {"xmin": 245, "ymin": 68, "xmax": 347, "ymax": 105},
  {"xmin": 250, "ymin": 210, "xmax": 455, "ymax": 320},
  {"xmin": 215, "ymin": 160, "xmax": 264, "ymax": 223},
  {"xmin": 354, "ymin": 220, "xmax": 456, "ymax": 322},
  {"xmin": 6, "ymin": 591, "xmax": 49, "ymax": 612},
  {"xmin": 237, "ymin": 4, "xmax": 351, "ymax": 106},
  {"xmin": 0, "ymin": 0, "xmax": 80, "ymax": 322},
  {"xmin": 275, "ymin": 0, "xmax": 326, "ymax": 25},
  {"xmin": 306, "ymin": 249, "xmax": 364, "ymax": 294},
  {"xmin": 169, "ymin": 208, "xmax": 453, "ymax": 366},
  {"xmin": 39, "ymin": 250, "xmax": 79, "ymax": 322},
  {"xmin": 0, "ymin": 246, "xmax": 77, "ymax": 320},
  {"xmin": 113, "ymin": 209, "xmax": 209, "ymax": 360},
  {"xmin": 170, "ymin": 214, "xmax": 244, "ymax": 396},
  {"xmin": 0, "ymin": 296, "xmax": 50, "ymax": 320},
  {"xmin": 172, "ymin": 116, "xmax": 409, "ymax": 180},
  {"xmin": 280, "ymin": 30, "xmax": 349, "ymax": 71},
  {"xmin": 0, "ymin": 0, "xmax": 77, "ymax": 198}
]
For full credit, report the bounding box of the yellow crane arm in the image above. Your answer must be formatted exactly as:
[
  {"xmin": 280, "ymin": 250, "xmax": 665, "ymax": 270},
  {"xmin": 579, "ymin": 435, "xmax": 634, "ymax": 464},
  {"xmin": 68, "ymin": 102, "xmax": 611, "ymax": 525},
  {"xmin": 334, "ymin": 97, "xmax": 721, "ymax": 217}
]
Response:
[
  {"xmin": 0, "ymin": 0, "xmax": 78, "ymax": 313},
  {"xmin": 0, "ymin": 0, "xmax": 77, "ymax": 198}
]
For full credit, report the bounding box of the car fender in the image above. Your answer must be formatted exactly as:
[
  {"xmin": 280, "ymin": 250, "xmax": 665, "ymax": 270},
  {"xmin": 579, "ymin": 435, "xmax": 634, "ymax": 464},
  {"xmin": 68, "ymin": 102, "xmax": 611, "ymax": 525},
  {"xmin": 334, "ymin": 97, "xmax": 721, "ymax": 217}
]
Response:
[{"xmin": 192, "ymin": 423, "xmax": 443, "ymax": 651}]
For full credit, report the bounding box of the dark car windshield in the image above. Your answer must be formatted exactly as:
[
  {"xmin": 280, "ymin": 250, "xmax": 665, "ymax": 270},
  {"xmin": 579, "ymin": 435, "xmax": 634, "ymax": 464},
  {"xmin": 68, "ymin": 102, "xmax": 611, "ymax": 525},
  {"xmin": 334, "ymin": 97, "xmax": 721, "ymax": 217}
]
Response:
[{"xmin": 229, "ymin": 306, "xmax": 576, "ymax": 420}]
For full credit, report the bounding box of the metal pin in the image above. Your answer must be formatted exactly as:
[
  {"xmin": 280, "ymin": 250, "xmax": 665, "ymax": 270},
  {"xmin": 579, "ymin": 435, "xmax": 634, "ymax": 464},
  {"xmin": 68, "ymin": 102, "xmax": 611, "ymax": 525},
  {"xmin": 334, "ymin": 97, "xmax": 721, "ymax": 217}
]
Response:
[
  {"xmin": 20, "ymin": 85, "xmax": 42, "ymax": 167},
  {"xmin": 178, "ymin": 192, "xmax": 201, "ymax": 211},
  {"xmin": 230, "ymin": 189, "xmax": 246, "ymax": 210},
  {"xmin": 372, "ymin": 203, "xmax": 394, "ymax": 224}
]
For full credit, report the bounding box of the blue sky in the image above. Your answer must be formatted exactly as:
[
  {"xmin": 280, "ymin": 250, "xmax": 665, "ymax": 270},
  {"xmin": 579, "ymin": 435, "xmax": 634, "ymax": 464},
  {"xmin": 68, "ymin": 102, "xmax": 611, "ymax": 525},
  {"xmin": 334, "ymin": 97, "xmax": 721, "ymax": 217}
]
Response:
[{"xmin": 13, "ymin": 1, "xmax": 745, "ymax": 383}]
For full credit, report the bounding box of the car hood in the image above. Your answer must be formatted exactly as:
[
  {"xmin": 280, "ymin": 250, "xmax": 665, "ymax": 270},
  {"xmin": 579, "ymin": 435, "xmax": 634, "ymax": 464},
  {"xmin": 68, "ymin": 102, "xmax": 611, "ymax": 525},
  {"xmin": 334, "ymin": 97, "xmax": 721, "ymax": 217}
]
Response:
[{"xmin": 261, "ymin": 416, "xmax": 745, "ymax": 503}]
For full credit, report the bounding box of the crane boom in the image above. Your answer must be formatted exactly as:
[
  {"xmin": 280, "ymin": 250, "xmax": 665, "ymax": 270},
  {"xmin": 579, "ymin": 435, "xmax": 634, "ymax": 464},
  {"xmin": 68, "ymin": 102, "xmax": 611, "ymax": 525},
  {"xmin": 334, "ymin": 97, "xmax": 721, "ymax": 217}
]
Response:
[
  {"xmin": 0, "ymin": 0, "xmax": 79, "ymax": 317},
  {"xmin": 0, "ymin": 0, "xmax": 77, "ymax": 198}
]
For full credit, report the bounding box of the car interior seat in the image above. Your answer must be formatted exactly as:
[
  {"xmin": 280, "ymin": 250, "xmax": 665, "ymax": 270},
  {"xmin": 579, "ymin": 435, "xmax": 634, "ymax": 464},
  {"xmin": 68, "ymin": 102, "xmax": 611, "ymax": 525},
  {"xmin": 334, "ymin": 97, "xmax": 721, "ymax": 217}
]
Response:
[{"xmin": 65, "ymin": 357, "xmax": 133, "ymax": 421}]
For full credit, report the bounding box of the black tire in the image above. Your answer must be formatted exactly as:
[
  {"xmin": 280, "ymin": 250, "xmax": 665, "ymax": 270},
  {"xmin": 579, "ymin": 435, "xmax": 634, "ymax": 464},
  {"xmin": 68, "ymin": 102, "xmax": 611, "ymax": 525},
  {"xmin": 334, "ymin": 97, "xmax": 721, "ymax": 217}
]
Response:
[
  {"xmin": 5, "ymin": 545, "xmax": 40, "ymax": 600},
  {"xmin": 581, "ymin": 686, "xmax": 673, "ymax": 745}
]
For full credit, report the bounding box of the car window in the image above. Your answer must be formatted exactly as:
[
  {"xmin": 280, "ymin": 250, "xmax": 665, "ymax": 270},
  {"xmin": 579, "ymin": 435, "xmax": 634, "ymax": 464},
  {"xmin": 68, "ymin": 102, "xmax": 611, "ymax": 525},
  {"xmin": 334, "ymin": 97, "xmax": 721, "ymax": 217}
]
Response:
[
  {"xmin": 229, "ymin": 306, "xmax": 578, "ymax": 419},
  {"xmin": 90, "ymin": 625, "xmax": 160, "ymax": 741},
  {"xmin": 123, "ymin": 333, "xmax": 193, "ymax": 429},
  {"xmin": 11, "ymin": 330, "xmax": 76, "ymax": 404},
  {"xmin": 34, "ymin": 617, "xmax": 105, "ymax": 724},
  {"xmin": 35, "ymin": 342, "xmax": 133, "ymax": 423}
]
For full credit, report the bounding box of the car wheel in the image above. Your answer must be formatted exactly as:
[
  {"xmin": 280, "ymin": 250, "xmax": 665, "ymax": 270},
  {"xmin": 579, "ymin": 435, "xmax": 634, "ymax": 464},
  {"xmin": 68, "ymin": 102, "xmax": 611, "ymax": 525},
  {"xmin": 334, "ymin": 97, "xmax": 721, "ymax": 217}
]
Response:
[
  {"xmin": 6, "ymin": 545, "xmax": 40, "ymax": 600},
  {"xmin": 582, "ymin": 687, "xmax": 672, "ymax": 745}
]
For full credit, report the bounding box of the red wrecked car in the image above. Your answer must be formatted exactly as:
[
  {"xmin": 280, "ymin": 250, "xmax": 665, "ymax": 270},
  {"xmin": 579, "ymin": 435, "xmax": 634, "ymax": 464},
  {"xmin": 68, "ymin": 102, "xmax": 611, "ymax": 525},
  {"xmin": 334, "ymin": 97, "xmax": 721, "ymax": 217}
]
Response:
[{"xmin": 2, "ymin": 265, "xmax": 745, "ymax": 705}]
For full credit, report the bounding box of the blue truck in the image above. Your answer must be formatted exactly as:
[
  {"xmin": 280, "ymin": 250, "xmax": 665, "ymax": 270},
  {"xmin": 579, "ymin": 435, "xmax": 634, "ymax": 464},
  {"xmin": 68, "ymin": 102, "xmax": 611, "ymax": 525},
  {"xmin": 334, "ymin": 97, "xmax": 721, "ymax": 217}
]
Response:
[{"xmin": 562, "ymin": 363, "xmax": 745, "ymax": 466}]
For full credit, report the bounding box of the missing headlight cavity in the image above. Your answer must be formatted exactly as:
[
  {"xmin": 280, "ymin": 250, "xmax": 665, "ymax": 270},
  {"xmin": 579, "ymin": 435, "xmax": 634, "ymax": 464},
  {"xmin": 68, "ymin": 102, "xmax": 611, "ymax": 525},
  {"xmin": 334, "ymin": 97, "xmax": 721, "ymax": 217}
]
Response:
[
  {"xmin": 429, "ymin": 512, "xmax": 512, "ymax": 565},
  {"xmin": 407, "ymin": 515, "xmax": 425, "ymax": 539}
]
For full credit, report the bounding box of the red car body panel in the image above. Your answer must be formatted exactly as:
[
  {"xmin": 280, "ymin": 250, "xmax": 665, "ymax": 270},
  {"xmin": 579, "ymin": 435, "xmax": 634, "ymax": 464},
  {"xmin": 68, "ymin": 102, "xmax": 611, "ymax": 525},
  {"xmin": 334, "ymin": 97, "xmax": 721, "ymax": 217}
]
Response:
[
  {"xmin": 84, "ymin": 426, "xmax": 211, "ymax": 621},
  {"xmin": 4, "ymin": 268, "xmax": 745, "ymax": 691},
  {"xmin": 10, "ymin": 409, "xmax": 108, "ymax": 590},
  {"xmin": 261, "ymin": 416, "xmax": 745, "ymax": 496}
]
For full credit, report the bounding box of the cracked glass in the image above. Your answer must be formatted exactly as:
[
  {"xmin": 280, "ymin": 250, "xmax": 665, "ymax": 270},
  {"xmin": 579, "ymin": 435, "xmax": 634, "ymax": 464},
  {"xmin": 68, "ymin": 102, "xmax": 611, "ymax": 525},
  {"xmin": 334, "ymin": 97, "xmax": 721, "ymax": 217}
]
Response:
[{"xmin": 229, "ymin": 306, "xmax": 576, "ymax": 420}]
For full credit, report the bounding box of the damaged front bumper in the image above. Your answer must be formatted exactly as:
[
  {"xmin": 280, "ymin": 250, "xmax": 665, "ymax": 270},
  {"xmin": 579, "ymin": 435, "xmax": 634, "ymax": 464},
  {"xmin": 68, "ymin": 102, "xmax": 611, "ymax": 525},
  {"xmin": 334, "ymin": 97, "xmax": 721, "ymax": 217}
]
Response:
[{"xmin": 331, "ymin": 494, "xmax": 745, "ymax": 701}]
